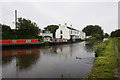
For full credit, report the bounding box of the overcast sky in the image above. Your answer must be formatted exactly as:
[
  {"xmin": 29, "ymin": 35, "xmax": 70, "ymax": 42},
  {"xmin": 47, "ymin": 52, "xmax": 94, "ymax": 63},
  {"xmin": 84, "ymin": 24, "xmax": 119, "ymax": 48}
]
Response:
[{"xmin": 1, "ymin": 1, "xmax": 119, "ymax": 34}]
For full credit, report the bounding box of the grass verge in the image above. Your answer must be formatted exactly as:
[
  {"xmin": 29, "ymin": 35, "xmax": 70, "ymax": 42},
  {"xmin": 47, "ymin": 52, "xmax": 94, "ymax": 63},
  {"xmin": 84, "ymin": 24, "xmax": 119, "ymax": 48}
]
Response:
[{"xmin": 83, "ymin": 38, "xmax": 118, "ymax": 80}]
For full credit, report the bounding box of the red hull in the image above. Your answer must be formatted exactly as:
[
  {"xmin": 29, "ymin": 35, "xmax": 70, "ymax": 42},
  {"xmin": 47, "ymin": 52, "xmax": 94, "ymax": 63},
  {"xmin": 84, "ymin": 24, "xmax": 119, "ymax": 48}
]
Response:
[{"xmin": 0, "ymin": 39, "xmax": 38, "ymax": 45}]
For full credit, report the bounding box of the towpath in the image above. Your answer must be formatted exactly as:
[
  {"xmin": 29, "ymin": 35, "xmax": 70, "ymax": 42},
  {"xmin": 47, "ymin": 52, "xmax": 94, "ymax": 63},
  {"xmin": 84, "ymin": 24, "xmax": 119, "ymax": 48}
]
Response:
[{"xmin": 114, "ymin": 42, "xmax": 120, "ymax": 80}]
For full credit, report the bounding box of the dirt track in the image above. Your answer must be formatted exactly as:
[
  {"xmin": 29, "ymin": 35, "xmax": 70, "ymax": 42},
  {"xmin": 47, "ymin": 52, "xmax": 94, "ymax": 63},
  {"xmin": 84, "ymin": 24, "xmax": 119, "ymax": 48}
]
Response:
[{"xmin": 114, "ymin": 45, "xmax": 120, "ymax": 80}]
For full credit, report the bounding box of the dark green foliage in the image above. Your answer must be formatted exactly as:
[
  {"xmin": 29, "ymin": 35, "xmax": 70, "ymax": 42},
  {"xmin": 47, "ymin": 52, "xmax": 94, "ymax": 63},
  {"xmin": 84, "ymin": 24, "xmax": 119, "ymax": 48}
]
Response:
[
  {"xmin": 17, "ymin": 17, "xmax": 40, "ymax": 39},
  {"xmin": 44, "ymin": 25, "xmax": 59, "ymax": 38},
  {"xmin": 91, "ymin": 34, "xmax": 102, "ymax": 39},
  {"xmin": 94, "ymin": 40, "xmax": 109, "ymax": 57},
  {"xmin": 2, "ymin": 24, "xmax": 16, "ymax": 39},
  {"xmin": 44, "ymin": 41, "xmax": 49, "ymax": 45},
  {"xmin": 82, "ymin": 25, "xmax": 104, "ymax": 39},
  {"xmin": 38, "ymin": 39, "xmax": 43, "ymax": 42},
  {"xmin": 61, "ymin": 74, "xmax": 63, "ymax": 78},
  {"xmin": 104, "ymin": 33, "xmax": 109, "ymax": 38},
  {"xmin": 110, "ymin": 29, "xmax": 120, "ymax": 37}
]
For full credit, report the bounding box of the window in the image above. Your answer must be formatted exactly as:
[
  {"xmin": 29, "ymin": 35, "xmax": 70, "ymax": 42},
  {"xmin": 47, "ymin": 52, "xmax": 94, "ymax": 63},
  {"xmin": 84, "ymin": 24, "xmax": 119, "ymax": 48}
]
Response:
[
  {"xmin": 12, "ymin": 40, "xmax": 16, "ymax": 43},
  {"xmin": 26, "ymin": 40, "xmax": 31, "ymax": 43},
  {"xmin": 60, "ymin": 30, "xmax": 62, "ymax": 34},
  {"xmin": 60, "ymin": 35, "xmax": 63, "ymax": 39}
]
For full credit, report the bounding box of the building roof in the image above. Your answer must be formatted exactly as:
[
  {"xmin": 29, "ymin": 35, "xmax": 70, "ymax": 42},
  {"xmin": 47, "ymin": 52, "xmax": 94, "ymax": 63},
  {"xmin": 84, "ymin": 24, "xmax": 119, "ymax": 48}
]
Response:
[{"xmin": 67, "ymin": 26, "xmax": 79, "ymax": 31}]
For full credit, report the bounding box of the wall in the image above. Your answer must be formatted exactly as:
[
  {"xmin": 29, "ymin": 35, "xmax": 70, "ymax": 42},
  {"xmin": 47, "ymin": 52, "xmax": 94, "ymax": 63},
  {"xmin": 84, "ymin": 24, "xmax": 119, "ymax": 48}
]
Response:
[
  {"xmin": 56, "ymin": 25, "xmax": 70, "ymax": 40},
  {"xmin": 55, "ymin": 24, "xmax": 86, "ymax": 40}
]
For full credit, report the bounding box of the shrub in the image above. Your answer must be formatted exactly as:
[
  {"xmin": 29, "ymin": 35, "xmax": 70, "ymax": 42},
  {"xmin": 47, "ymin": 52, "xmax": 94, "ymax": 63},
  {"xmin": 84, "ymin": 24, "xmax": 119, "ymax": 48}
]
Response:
[
  {"xmin": 94, "ymin": 40, "xmax": 109, "ymax": 57},
  {"xmin": 110, "ymin": 29, "xmax": 120, "ymax": 37},
  {"xmin": 92, "ymin": 34, "xmax": 103, "ymax": 40},
  {"xmin": 38, "ymin": 39, "xmax": 43, "ymax": 42},
  {"xmin": 44, "ymin": 41, "xmax": 49, "ymax": 45}
]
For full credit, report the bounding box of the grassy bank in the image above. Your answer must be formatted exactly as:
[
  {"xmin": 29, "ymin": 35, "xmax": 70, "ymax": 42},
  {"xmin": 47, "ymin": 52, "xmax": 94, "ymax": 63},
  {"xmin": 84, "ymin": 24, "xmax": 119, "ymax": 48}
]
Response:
[{"xmin": 83, "ymin": 38, "xmax": 118, "ymax": 79}]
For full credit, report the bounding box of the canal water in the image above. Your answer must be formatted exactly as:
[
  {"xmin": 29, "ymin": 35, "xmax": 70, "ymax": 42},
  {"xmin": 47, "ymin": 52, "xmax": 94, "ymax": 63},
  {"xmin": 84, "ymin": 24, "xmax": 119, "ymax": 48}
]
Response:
[{"xmin": 2, "ymin": 41, "xmax": 96, "ymax": 78}]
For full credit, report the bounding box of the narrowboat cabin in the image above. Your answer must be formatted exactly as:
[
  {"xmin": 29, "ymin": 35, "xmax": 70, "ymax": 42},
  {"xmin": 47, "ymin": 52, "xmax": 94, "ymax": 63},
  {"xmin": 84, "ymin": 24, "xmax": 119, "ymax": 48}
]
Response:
[{"xmin": 0, "ymin": 39, "xmax": 44, "ymax": 49}]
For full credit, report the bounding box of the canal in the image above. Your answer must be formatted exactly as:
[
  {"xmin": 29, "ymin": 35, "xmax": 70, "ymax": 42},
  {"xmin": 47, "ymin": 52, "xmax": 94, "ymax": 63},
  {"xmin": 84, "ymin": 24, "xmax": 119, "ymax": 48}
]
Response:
[{"xmin": 2, "ymin": 41, "xmax": 96, "ymax": 78}]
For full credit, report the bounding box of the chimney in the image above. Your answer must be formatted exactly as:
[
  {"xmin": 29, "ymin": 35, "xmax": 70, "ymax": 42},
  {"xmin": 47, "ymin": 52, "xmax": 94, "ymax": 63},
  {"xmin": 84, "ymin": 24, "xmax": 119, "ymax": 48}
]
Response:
[
  {"xmin": 70, "ymin": 24, "xmax": 72, "ymax": 27},
  {"xmin": 59, "ymin": 24, "xmax": 61, "ymax": 26},
  {"xmin": 65, "ymin": 23, "xmax": 67, "ymax": 26}
]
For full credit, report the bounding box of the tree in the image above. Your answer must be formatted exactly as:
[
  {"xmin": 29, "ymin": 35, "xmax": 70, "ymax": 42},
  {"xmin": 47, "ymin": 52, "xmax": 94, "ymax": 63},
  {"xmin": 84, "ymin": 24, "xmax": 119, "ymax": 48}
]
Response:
[
  {"xmin": 110, "ymin": 29, "xmax": 120, "ymax": 37},
  {"xmin": 82, "ymin": 25, "xmax": 104, "ymax": 39},
  {"xmin": 2, "ymin": 24, "xmax": 16, "ymax": 39},
  {"xmin": 104, "ymin": 33, "xmax": 109, "ymax": 38},
  {"xmin": 17, "ymin": 18, "xmax": 40, "ymax": 39},
  {"xmin": 91, "ymin": 34, "xmax": 102, "ymax": 39},
  {"xmin": 44, "ymin": 25, "xmax": 59, "ymax": 38}
]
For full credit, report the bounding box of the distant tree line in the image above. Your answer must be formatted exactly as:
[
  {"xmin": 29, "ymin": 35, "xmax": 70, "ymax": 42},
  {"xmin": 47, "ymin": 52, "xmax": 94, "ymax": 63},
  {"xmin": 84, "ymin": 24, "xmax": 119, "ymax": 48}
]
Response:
[
  {"xmin": 1, "ymin": 17, "xmax": 40, "ymax": 39},
  {"xmin": 82, "ymin": 25, "xmax": 120, "ymax": 39},
  {"xmin": 110, "ymin": 29, "xmax": 120, "ymax": 37},
  {"xmin": 82, "ymin": 25, "xmax": 105, "ymax": 39}
]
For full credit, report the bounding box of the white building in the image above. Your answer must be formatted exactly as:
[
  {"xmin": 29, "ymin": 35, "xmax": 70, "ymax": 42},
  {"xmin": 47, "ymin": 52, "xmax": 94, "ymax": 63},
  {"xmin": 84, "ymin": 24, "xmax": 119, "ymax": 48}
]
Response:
[
  {"xmin": 39, "ymin": 30, "xmax": 53, "ymax": 41},
  {"xmin": 79, "ymin": 31, "xmax": 86, "ymax": 39},
  {"xmin": 55, "ymin": 23, "xmax": 86, "ymax": 40}
]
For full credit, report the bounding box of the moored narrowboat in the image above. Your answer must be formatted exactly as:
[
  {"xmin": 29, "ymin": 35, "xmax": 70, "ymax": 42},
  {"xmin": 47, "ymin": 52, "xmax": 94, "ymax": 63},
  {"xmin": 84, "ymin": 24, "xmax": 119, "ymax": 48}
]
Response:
[
  {"xmin": 49, "ymin": 39, "xmax": 68, "ymax": 45},
  {"xmin": 0, "ymin": 39, "xmax": 44, "ymax": 48}
]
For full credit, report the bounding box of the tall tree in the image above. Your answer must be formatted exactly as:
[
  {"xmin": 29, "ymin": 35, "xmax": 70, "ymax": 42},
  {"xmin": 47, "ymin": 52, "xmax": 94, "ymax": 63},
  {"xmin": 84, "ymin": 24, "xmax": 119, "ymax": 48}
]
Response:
[
  {"xmin": 44, "ymin": 25, "xmax": 59, "ymax": 38},
  {"xmin": 2, "ymin": 24, "xmax": 16, "ymax": 39},
  {"xmin": 17, "ymin": 18, "xmax": 40, "ymax": 39},
  {"xmin": 82, "ymin": 25, "xmax": 104, "ymax": 39},
  {"xmin": 110, "ymin": 29, "xmax": 120, "ymax": 37}
]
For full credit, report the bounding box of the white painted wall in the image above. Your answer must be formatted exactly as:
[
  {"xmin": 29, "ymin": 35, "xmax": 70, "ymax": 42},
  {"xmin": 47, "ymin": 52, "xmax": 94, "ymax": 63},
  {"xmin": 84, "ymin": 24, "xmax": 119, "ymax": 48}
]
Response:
[
  {"xmin": 56, "ymin": 24, "xmax": 86, "ymax": 40},
  {"xmin": 56, "ymin": 25, "xmax": 70, "ymax": 39},
  {"xmin": 80, "ymin": 31, "xmax": 86, "ymax": 39},
  {"xmin": 42, "ymin": 33, "xmax": 53, "ymax": 38},
  {"xmin": 43, "ymin": 37, "xmax": 51, "ymax": 41}
]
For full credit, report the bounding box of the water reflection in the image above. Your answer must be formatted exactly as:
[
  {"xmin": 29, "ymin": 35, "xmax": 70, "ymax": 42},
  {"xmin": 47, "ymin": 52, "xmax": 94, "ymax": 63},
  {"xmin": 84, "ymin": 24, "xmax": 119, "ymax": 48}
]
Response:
[
  {"xmin": 2, "ymin": 56, "xmax": 14, "ymax": 65},
  {"xmin": 17, "ymin": 52, "xmax": 40, "ymax": 70},
  {"xmin": 84, "ymin": 41, "xmax": 95, "ymax": 52},
  {"xmin": 2, "ymin": 49, "xmax": 40, "ymax": 70},
  {"xmin": 84, "ymin": 40, "xmax": 102, "ymax": 52},
  {"xmin": 2, "ymin": 41, "xmax": 97, "ymax": 78}
]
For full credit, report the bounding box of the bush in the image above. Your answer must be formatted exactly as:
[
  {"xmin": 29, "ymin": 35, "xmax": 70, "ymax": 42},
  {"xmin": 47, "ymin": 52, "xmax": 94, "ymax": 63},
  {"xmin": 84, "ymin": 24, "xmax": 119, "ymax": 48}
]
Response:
[
  {"xmin": 86, "ymin": 37, "xmax": 96, "ymax": 41},
  {"xmin": 111, "ymin": 29, "xmax": 120, "ymax": 37},
  {"xmin": 38, "ymin": 39, "xmax": 43, "ymax": 42},
  {"xmin": 94, "ymin": 40, "xmax": 109, "ymax": 57},
  {"xmin": 44, "ymin": 41, "xmax": 49, "ymax": 45},
  {"xmin": 92, "ymin": 34, "xmax": 103, "ymax": 40},
  {"xmin": 104, "ymin": 33, "xmax": 109, "ymax": 38},
  {"xmin": 2, "ymin": 24, "xmax": 16, "ymax": 39}
]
